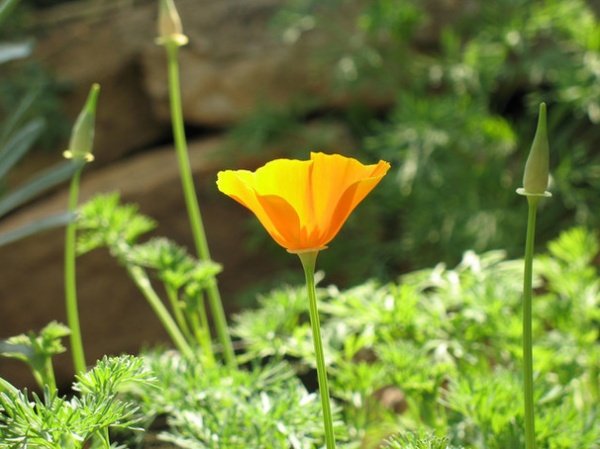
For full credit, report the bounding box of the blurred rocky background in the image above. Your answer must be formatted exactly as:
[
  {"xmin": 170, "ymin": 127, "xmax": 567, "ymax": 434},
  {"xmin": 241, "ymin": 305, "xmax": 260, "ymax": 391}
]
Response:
[
  {"xmin": 2, "ymin": 0, "xmax": 600, "ymax": 389},
  {"xmin": 0, "ymin": 0, "xmax": 398, "ymax": 389}
]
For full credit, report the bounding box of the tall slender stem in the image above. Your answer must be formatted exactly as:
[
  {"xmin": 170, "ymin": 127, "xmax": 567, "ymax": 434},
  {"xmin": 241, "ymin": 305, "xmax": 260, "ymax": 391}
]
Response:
[
  {"xmin": 523, "ymin": 196, "xmax": 539, "ymax": 449},
  {"xmin": 65, "ymin": 162, "xmax": 87, "ymax": 375},
  {"xmin": 164, "ymin": 42, "xmax": 236, "ymax": 368},
  {"xmin": 125, "ymin": 263, "xmax": 193, "ymax": 359},
  {"xmin": 296, "ymin": 250, "xmax": 336, "ymax": 449},
  {"xmin": 192, "ymin": 293, "xmax": 216, "ymax": 367},
  {"xmin": 166, "ymin": 285, "xmax": 193, "ymax": 342}
]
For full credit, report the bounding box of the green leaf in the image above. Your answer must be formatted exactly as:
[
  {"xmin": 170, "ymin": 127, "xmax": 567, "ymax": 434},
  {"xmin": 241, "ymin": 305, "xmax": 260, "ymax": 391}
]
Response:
[
  {"xmin": 0, "ymin": 340, "xmax": 32, "ymax": 363},
  {"xmin": 76, "ymin": 193, "xmax": 156, "ymax": 255},
  {"xmin": 381, "ymin": 432, "xmax": 463, "ymax": 449},
  {"xmin": 546, "ymin": 226, "xmax": 599, "ymax": 266},
  {"xmin": 73, "ymin": 355, "xmax": 154, "ymax": 396},
  {"xmin": 0, "ymin": 212, "xmax": 74, "ymax": 247},
  {"xmin": 0, "ymin": 162, "xmax": 79, "ymax": 218},
  {"xmin": 0, "ymin": 118, "xmax": 45, "ymax": 180},
  {"xmin": 0, "ymin": 321, "xmax": 70, "ymax": 371},
  {"xmin": 0, "ymin": 356, "xmax": 151, "ymax": 448},
  {"xmin": 0, "ymin": 0, "xmax": 19, "ymax": 26},
  {"xmin": 0, "ymin": 41, "xmax": 32, "ymax": 65},
  {"xmin": 128, "ymin": 237, "xmax": 222, "ymax": 295},
  {"xmin": 133, "ymin": 353, "xmax": 347, "ymax": 449},
  {"xmin": 0, "ymin": 86, "xmax": 40, "ymax": 148}
]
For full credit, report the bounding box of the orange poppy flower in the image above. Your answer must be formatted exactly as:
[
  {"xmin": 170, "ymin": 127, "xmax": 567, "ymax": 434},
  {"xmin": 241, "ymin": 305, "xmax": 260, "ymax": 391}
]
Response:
[{"xmin": 216, "ymin": 152, "xmax": 390, "ymax": 252}]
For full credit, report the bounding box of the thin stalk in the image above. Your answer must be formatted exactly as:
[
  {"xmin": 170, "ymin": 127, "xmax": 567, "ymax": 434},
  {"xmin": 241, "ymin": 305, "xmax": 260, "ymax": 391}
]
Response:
[
  {"xmin": 166, "ymin": 285, "xmax": 193, "ymax": 342},
  {"xmin": 196, "ymin": 294, "xmax": 211, "ymax": 339},
  {"xmin": 164, "ymin": 42, "xmax": 236, "ymax": 368},
  {"xmin": 523, "ymin": 196, "xmax": 539, "ymax": 449},
  {"xmin": 94, "ymin": 427, "xmax": 111, "ymax": 449},
  {"xmin": 125, "ymin": 263, "xmax": 193, "ymax": 359},
  {"xmin": 39, "ymin": 356, "xmax": 57, "ymax": 393},
  {"xmin": 64, "ymin": 162, "xmax": 87, "ymax": 375},
  {"xmin": 297, "ymin": 250, "xmax": 336, "ymax": 449},
  {"xmin": 189, "ymin": 293, "xmax": 216, "ymax": 366},
  {"xmin": 590, "ymin": 348, "xmax": 599, "ymax": 403}
]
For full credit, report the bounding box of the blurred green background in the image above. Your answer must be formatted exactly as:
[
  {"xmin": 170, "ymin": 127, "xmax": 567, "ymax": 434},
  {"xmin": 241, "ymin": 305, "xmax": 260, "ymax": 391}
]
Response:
[{"xmin": 231, "ymin": 0, "xmax": 600, "ymax": 289}]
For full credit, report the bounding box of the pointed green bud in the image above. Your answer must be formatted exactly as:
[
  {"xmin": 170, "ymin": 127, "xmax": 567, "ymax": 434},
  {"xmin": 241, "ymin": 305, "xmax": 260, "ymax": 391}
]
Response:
[
  {"xmin": 517, "ymin": 103, "xmax": 552, "ymax": 198},
  {"xmin": 155, "ymin": 0, "xmax": 188, "ymax": 47},
  {"xmin": 63, "ymin": 84, "xmax": 100, "ymax": 163}
]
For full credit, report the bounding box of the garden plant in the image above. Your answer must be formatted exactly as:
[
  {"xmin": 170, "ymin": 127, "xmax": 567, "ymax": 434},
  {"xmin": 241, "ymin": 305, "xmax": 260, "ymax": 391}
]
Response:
[{"xmin": 0, "ymin": 0, "xmax": 599, "ymax": 448}]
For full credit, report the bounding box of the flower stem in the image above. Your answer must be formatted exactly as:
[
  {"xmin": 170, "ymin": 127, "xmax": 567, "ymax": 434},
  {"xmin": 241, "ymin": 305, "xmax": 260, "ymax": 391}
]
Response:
[
  {"xmin": 296, "ymin": 250, "xmax": 336, "ymax": 449},
  {"xmin": 65, "ymin": 162, "xmax": 87, "ymax": 375},
  {"xmin": 95, "ymin": 427, "xmax": 111, "ymax": 449},
  {"xmin": 40, "ymin": 354, "xmax": 58, "ymax": 393},
  {"xmin": 523, "ymin": 196, "xmax": 539, "ymax": 449},
  {"xmin": 166, "ymin": 285, "xmax": 193, "ymax": 342},
  {"xmin": 125, "ymin": 263, "xmax": 193, "ymax": 359},
  {"xmin": 164, "ymin": 42, "xmax": 236, "ymax": 368},
  {"xmin": 192, "ymin": 293, "xmax": 216, "ymax": 367}
]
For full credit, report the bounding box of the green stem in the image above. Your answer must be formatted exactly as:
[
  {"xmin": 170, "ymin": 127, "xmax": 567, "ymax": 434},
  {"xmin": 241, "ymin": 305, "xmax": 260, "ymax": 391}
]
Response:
[
  {"xmin": 164, "ymin": 42, "xmax": 236, "ymax": 368},
  {"xmin": 589, "ymin": 347, "xmax": 599, "ymax": 403},
  {"xmin": 191, "ymin": 293, "xmax": 216, "ymax": 366},
  {"xmin": 523, "ymin": 196, "xmax": 539, "ymax": 449},
  {"xmin": 65, "ymin": 163, "xmax": 87, "ymax": 375},
  {"xmin": 297, "ymin": 250, "xmax": 336, "ymax": 449},
  {"xmin": 125, "ymin": 263, "xmax": 193, "ymax": 359},
  {"xmin": 40, "ymin": 356, "xmax": 57, "ymax": 393},
  {"xmin": 94, "ymin": 427, "xmax": 111, "ymax": 449},
  {"xmin": 166, "ymin": 285, "xmax": 193, "ymax": 342}
]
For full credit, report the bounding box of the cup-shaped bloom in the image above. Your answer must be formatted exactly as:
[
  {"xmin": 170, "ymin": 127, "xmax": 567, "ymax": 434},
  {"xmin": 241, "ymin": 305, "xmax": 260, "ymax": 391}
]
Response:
[
  {"xmin": 217, "ymin": 152, "xmax": 390, "ymax": 252},
  {"xmin": 63, "ymin": 84, "xmax": 100, "ymax": 163},
  {"xmin": 517, "ymin": 102, "xmax": 551, "ymax": 198}
]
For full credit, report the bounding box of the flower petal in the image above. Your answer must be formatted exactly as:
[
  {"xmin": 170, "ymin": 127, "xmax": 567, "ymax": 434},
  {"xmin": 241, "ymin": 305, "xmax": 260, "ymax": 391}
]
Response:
[
  {"xmin": 217, "ymin": 153, "xmax": 390, "ymax": 251},
  {"xmin": 310, "ymin": 153, "xmax": 390, "ymax": 243},
  {"xmin": 322, "ymin": 168, "xmax": 389, "ymax": 245},
  {"xmin": 217, "ymin": 169, "xmax": 303, "ymax": 249},
  {"xmin": 253, "ymin": 194, "xmax": 304, "ymax": 249},
  {"xmin": 251, "ymin": 158, "xmax": 313, "ymax": 221}
]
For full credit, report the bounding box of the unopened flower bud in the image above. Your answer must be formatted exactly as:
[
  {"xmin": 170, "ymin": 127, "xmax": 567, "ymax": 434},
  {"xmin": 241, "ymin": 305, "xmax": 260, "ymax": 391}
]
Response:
[
  {"xmin": 517, "ymin": 103, "xmax": 552, "ymax": 198},
  {"xmin": 156, "ymin": 0, "xmax": 189, "ymax": 47},
  {"xmin": 63, "ymin": 84, "xmax": 100, "ymax": 163}
]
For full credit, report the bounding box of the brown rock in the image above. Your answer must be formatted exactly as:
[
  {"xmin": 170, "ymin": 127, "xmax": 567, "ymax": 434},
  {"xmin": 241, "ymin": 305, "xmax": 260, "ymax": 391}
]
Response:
[
  {"xmin": 29, "ymin": 0, "xmax": 478, "ymax": 167},
  {"xmin": 31, "ymin": 0, "xmax": 394, "ymax": 160},
  {"xmin": 0, "ymin": 136, "xmax": 273, "ymax": 390},
  {"xmin": 33, "ymin": 0, "xmax": 168, "ymax": 164},
  {"xmin": 141, "ymin": 0, "xmax": 394, "ymax": 125}
]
